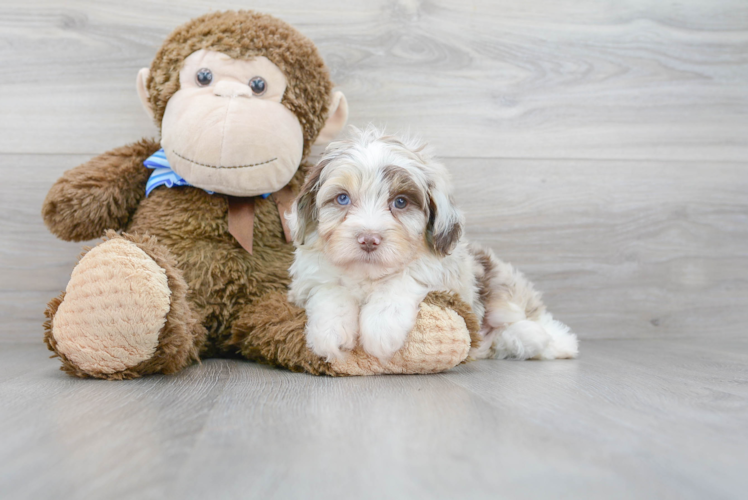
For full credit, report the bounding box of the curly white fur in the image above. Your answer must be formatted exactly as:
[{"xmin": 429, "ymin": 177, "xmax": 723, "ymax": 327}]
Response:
[{"xmin": 287, "ymin": 125, "xmax": 579, "ymax": 362}]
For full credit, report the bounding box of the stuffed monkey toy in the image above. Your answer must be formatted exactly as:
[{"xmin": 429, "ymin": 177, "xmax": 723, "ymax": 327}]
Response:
[{"xmin": 41, "ymin": 10, "xmax": 478, "ymax": 380}]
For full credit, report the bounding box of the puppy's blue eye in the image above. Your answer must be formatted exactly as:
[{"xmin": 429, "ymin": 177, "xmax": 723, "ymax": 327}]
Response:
[
  {"xmin": 336, "ymin": 193, "xmax": 350, "ymax": 205},
  {"xmin": 393, "ymin": 196, "xmax": 408, "ymax": 209}
]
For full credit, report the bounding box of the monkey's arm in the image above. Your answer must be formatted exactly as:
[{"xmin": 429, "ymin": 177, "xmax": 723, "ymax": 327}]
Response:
[
  {"xmin": 42, "ymin": 138, "xmax": 160, "ymax": 242},
  {"xmin": 231, "ymin": 291, "xmax": 480, "ymax": 376}
]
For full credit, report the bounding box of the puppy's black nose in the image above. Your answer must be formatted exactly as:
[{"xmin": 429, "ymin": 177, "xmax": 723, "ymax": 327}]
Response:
[{"xmin": 357, "ymin": 233, "xmax": 382, "ymax": 253}]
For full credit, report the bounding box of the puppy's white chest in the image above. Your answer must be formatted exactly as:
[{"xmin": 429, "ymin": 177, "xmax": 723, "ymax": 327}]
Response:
[{"xmin": 337, "ymin": 275, "xmax": 384, "ymax": 304}]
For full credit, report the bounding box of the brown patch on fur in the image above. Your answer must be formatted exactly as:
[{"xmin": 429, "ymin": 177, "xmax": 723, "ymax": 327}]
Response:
[
  {"xmin": 383, "ymin": 165, "xmax": 426, "ymax": 210},
  {"xmin": 43, "ymin": 231, "xmax": 206, "ymax": 380},
  {"xmin": 426, "ymin": 195, "xmax": 462, "ymax": 257},
  {"xmin": 468, "ymin": 243, "xmax": 545, "ymax": 323},
  {"xmin": 292, "ymin": 157, "xmax": 329, "ymax": 244},
  {"xmin": 147, "ymin": 10, "xmax": 333, "ymax": 159},
  {"xmin": 42, "ymin": 138, "xmax": 160, "ymax": 242},
  {"xmin": 469, "ymin": 243, "xmax": 496, "ymax": 316}
]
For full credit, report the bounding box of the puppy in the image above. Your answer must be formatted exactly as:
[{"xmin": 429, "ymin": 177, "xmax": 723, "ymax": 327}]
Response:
[{"xmin": 287, "ymin": 126, "xmax": 579, "ymax": 362}]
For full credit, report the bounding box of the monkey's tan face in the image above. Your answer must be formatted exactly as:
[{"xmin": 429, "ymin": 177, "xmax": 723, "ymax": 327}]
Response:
[{"xmin": 160, "ymin": 50, "xmax": 304, "ymax": 197}]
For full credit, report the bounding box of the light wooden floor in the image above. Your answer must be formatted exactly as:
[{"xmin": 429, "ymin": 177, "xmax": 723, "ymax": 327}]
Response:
[
  {"xmin": 1, "ymin": 0, "xmax": 747, "ymax": 498},
  {"xmin": 1, "ymin": 339, "xmax": 747, "ymax": 499}
]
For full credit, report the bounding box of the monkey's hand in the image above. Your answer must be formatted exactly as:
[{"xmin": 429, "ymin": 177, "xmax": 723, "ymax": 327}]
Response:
[
  {"xmin": 42, "ymin": 138, "xmax": 159, "ymax": 242},
  {"xmin": 332, "ymin": 291, "xmax": 481, "ymax": 375}
]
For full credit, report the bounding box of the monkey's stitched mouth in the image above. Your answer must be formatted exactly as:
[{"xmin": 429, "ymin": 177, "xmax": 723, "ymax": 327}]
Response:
[{"xmin": 172, "ymin": 150, "xmax": 277, "ymax": 169}]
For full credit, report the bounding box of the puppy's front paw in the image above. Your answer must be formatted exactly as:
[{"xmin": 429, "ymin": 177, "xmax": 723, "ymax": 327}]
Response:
[
  {"xmin": 306, "ymin": 314, "xmax": 359, "ymax": 362},
  {"xmin": 359, "ymin": 300, "xmax": 418, "ymax": 361}
]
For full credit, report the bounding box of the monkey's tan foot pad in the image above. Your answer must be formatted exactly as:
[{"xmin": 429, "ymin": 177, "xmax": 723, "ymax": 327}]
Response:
[
  {"xmin": 330, "ymin": 303, "xmax": 472, "ymax": 375},
  {"xmin": 49, "ymin": 238, "xmax": 172, "ymax": 376}
]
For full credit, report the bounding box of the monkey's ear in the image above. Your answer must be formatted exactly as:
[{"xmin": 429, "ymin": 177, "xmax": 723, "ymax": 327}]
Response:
[
  {"xmin": 136, "ymin": 68, "xmax": 155, "ymax": 120},
  {"xmin": 314, "ymin": 91, "xmax": 348, "ymax": 145}
]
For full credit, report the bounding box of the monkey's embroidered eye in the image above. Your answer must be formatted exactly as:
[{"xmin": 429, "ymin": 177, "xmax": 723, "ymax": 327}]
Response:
[
  {"xmin": 393, "ymin": 196, "xmax": 408, "ymax": 209},
  {"xmin": 195, "ymin": 68, "xmax": 213, "ymax": 86},
  {"xmin": 249, "ymin": 76, "xmax": 267, "ymax": 95},
  {"xmin": 336, "ymin": 193, "xmax": 350, "ymax": 206}
]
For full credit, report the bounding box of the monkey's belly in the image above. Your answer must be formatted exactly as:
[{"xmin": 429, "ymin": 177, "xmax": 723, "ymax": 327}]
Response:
[{"xmin": 127, "ymin": 186, "xmax": 294, "ymax": 351}]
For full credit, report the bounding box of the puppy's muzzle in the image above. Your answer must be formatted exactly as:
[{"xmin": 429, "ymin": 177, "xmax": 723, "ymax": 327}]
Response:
[{"xmin": 357, "ymin": 232, "xmax": 382, "ymax": 253}]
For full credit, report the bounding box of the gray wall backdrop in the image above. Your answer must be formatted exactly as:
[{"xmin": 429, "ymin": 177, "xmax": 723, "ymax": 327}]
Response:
[{"xmin": 1, "ymin": 0, "xmax": 747, "ymax": 341}]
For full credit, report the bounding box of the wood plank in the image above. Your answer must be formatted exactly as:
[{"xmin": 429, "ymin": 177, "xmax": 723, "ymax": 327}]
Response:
[
  {"xmin": 4, "ymin": 154, "xmax": 746, "ymax": 340},
  {"xmin": 0, "ymin": 343, "xmax": 57, "ymax": 383},
  {"xmin": 170, "ymin": 359, "xmax": 631, "ymax": 500},
  {"xmin": 0, "ymin": 339, "xmax": 745, "ymax": 499},
  {"xmin": 0, "ymin": 0, "xmax": 746, "ymax": 160},
  {"xmin": 441, "ymin": 338, "xmax": 748, "ymax": 500},
  {"xmin": 0, "ymin": 353, "xmax": 231, "ymax": 499}
]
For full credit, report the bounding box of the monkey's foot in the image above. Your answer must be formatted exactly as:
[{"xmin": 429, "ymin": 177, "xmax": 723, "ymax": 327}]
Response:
[{"xmin": 44, "ymin": 231, "xmax": 204, "ymax": 380}]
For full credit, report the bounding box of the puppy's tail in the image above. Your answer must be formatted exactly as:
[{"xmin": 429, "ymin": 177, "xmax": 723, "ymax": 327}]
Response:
[{"xmin": 468, "ymin": 244, "xmax": 579, "ymax": 360}]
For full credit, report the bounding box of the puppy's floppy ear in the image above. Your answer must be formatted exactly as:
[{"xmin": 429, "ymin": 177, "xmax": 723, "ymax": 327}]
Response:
[
  {"xmin": 426, "ymin": 181, "xmax": 463, "ymax": 256},
  {"xmin": 289, "ymin": 158, "xmax": 329, "ymax": 245}
]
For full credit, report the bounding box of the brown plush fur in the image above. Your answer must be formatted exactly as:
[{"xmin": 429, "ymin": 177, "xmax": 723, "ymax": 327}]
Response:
[
  {"xmin": 42, "ymin": 139, "xmax": 159, "ymax": 241},
  {"xmin": 127, "ymin": 167, "xmax": 307, "ymax": 358},
  {"xmin": 230, "ymin": 291, "xmax": 337, "ymax": 375},
  {"xmin": 44, "ymin": 293, "xmax": 84, "ymax": 378},
  {"xmin": 146, "ymin": 10, "xmax": 332, "ymax": 159},
  {"xmin": 44, "ymin": 231, "xmax": 206, "ymax": 380}
]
